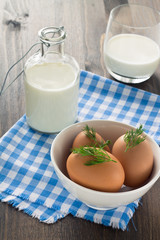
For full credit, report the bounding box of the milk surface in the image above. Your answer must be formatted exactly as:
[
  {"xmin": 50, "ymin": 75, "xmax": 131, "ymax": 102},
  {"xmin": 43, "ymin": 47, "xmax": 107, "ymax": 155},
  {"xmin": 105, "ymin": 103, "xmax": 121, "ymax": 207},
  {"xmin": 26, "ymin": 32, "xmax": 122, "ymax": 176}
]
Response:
[
  {"xmin": 24, "ymin": 62, "xmax": 79, "ymax": 133},
  {"xmin": 104, "ymin": 34, "xmax": 160, "ymax": 78}
]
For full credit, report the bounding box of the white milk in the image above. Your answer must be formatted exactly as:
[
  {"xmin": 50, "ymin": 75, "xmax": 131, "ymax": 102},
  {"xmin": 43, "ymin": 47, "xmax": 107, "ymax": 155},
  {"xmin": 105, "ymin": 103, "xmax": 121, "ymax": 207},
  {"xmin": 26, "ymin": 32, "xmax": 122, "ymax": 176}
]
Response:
[
  {"xmin": 104, "ymin": 34, "xmax": 160, "ymax": 78},
  {"xmin": 24, "ymin": 62, "xmax": 79, "ymax": 133}
]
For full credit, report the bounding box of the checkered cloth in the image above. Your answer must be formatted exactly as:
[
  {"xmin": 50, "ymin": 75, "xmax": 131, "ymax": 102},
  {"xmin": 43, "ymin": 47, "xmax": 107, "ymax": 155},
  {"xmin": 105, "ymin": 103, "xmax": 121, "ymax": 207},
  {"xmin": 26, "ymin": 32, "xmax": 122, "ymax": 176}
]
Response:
[{"xmin": 0, "ymin": 71, "xmax": 160, "ymax": 231}]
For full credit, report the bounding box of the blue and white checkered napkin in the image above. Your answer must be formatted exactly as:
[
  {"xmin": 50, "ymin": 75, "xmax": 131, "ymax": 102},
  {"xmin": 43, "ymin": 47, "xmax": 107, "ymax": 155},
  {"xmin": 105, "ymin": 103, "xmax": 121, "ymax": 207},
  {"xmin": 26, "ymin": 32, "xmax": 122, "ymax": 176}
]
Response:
[{"xmin": 0, "ymin": 71, "xmax": 160, "ymax": 231}]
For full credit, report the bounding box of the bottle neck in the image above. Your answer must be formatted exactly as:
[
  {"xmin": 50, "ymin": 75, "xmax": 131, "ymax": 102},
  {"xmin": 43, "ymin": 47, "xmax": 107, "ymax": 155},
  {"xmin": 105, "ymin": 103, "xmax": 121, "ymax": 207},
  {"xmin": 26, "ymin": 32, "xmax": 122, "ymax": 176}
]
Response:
[
  {"xmin": 39, "ymin": 26, "xmax": 66, "ymax": 57},
  {"xmin": 41, "ymin": 41, "xmax": 64, "ymax": 57}
]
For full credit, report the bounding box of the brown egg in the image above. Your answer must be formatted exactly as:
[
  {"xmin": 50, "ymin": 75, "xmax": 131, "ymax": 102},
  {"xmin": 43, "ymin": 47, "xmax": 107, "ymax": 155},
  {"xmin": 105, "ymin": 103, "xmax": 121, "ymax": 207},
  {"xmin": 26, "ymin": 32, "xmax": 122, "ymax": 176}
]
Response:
[
  {"xmin": 72, "ymin": 131, "xmax": 110, "ymax": 152},
  {"xmin": 66, "ymin": 150, "xmax": 125, "ymax": 192},
  {"xmin": 112, "ymin": 135, "xmax": 153, "ymax": 188}
]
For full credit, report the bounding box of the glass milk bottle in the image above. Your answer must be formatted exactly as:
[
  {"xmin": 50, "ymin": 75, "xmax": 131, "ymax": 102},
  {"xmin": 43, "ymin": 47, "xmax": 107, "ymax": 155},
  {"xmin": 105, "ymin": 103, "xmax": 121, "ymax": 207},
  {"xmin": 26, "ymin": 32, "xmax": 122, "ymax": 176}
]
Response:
[{"xmin": 24, "ymin": 26, "xmax": 80, "ymax": 133}]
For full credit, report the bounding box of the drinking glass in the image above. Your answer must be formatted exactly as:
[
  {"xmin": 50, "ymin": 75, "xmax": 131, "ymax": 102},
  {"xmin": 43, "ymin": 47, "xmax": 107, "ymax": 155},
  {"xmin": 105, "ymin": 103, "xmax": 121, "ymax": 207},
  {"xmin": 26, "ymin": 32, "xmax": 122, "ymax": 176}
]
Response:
[{"xmin": 103, "ymin": 4, "xmax": 160, "ymax": 83}]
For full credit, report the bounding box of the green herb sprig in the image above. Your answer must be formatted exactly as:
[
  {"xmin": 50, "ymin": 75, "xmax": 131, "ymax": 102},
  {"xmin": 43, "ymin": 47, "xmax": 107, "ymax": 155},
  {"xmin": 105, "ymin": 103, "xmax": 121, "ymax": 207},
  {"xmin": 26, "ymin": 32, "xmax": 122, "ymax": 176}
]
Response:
[
  {"xmin": 83, "ymin": 125, "xmax": 96, "ymax": 141},
  {"xmin": 82, "ymin": 124, "xmax": 111, "ymax": 148},
  {"xmin": 72, "ymin": 145, "xmax": 116, "ymax": 166},
  {"xmin": 124, "ymin": 124, "xmax": 146, "ymax": 152}
]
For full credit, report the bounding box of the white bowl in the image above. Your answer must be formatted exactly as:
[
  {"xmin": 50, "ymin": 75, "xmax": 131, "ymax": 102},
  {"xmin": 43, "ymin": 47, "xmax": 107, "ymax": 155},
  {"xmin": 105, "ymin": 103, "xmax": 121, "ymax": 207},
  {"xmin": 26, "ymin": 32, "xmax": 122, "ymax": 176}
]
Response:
[{"xmin": 50, "ymin": 120, "xmax": 160, "ymax": 210}]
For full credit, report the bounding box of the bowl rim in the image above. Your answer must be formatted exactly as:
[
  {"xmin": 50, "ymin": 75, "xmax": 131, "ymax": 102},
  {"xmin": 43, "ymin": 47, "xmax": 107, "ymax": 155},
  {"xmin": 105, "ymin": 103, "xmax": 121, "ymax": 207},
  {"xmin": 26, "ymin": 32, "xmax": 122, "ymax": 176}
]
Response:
[{"xmin": 50, "ymin": 119, "xmax": 160, "ymax": 196}]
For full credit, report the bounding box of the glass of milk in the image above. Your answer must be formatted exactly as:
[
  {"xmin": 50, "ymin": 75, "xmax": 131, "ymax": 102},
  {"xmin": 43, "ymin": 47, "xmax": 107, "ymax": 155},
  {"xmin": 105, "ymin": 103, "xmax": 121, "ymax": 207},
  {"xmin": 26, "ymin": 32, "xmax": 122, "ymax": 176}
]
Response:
[
  {"xmin": 103, "ymin": 4, "xmax": 160, "ymax": 83},
  {"xmin": 24, "ymin": 27, "xmax": 80, "ymax": 133}
]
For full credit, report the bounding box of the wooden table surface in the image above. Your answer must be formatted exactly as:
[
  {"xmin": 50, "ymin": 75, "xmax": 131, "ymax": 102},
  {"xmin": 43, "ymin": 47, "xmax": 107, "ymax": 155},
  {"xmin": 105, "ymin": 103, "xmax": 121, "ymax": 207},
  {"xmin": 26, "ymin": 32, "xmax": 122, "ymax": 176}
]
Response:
[{"xmin": 0, "ymin": 0, "xmax": 160, "ymax": 239}]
